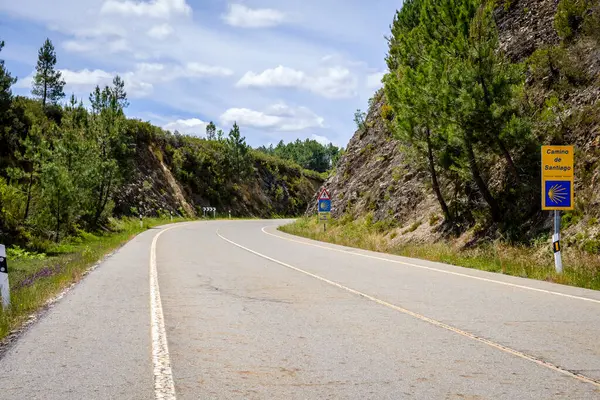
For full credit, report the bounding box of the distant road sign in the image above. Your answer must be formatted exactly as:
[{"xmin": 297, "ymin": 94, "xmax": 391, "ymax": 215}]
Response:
[
  {"xmin": 318, "ymin": 188, "xmax": 331, "ymax": 201},
  {"xmin": 318, "ymin": 212, "xmax": 330, "ymax": 221},
  {"xmin": 318, "ymin": 199, "xmax": 331, "ymax": 212},
  {"xmin": 317, "ymin": 188, "xmax": 332, "ymax": 224},
  {"xmin": 541, "ymin": 146, "xmax": 574, "ymax": 210}
]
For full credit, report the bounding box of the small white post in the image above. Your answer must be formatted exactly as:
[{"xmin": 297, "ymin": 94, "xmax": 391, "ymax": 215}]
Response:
[
  {"xmin": 0, "ymin": 244, "xmax": 11, "ymax": 309},
  {"xmin": 170, "ymin": 211, "xmax": 173, "ymax": 222},
  {"xmin": 229, "ymin": 210, "xmax": 231, "ymax": 219},
  {"xmin": 213, "ymin": 208, "xmax": 216, "ymax": 219},
  {"xmin": 553, "ymin": 210, "xmax": 563, "ymax": 273},
  {"xmin": 139, "ymin": 214, "xmax": 143, "ymax": 228}
]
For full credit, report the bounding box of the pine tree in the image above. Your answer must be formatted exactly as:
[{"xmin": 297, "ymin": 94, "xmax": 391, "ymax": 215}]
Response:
[
  {"xmin": 110, "ymin": 75, "xmax": 129, "ymax": 113},
  {"xmin": 226, "ymin": 122, "xmax": 250, "ymax": 179},
  {"xmin": 0, "ymin": 40, "xmax": 16, "ymax": 114},
  {"xmin": 384, "ymin": 0, "xmax": 453, "ymax": 223},
  {"xmin": 206, "ymin": 121, "xmax": 216, "ymax": 140},
  {"xmin": 32, "ymin": 38, "xmax": 65, "ymax": 107}
]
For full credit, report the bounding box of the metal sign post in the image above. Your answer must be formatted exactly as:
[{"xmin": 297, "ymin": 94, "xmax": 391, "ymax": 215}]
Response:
[
  {"xmin": 0, "ymin": 245, "xmax": 10, "ymax": 309},
  {"xmin": 553, "ymin": 210, "xmax": 563, "ymax": 274},
  {"xmin": 318, "ymin": 188, "xmax": 332, "ymax": 232},
  {"xmin": 541, "ymin": 145, "xmax": 574, "ymax": 274}
]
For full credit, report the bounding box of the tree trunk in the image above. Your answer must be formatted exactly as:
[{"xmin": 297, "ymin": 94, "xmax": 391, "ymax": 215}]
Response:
[
  {"xmin": 55, "ymin": 193, "xmax": 60, "ymax": 242},
  {"xmin": 425, "ymin": 128, "xmax": 452, "ymax": 223},
  {"xmin": 43, "ymin": 82, "xmax": 47, "ymax": 108},
  {"xmin": 478, "ymin": 75, "xmax": 521, "ymax": 184},
  {"xmin": 24, "ymin": 167, "xmax": 35, "ymax": 221},
  {"xmin": 496, "ymin": 137, "xmax": 521, "ymax": 184},
  {"xmin": 464, "ymin": 132, "xmax": 502, "ymax": 222},
  {"xmin": 93, "ymin": 172, "xmax": 113, "ymax": 227}
]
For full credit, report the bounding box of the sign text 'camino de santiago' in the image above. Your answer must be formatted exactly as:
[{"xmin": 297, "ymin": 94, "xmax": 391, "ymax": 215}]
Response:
[{"xmin": 541, "ymin": 146, "xmax": 574, "ymax": 211}]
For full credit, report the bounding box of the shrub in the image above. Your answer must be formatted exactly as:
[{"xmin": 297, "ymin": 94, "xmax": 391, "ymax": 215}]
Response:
[
  {"xmin": 527, "ymin": 45, "xmax": 589, "ymax": 90},
  {"xmin": 380, "ymin": 103, "xmax": 394, "ymax": 121},
  {"xmin": 555, "ymin": 0, "xmax": 590, "ymax": 41}
]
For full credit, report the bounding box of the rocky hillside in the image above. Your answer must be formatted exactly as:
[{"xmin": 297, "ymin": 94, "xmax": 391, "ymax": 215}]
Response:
[
  {"xmin": 310, "ymin": 0, "xmax": 600, "ymax": 251},
  {"xmin": 114, "ymin": 134, "xmax": 322, "ymax": 220}
]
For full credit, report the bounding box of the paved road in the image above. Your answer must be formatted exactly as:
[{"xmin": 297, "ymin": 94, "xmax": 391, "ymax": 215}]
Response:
[{"xmin": 0, "ymin": 220, "xmax": 599, "ymax": 399}]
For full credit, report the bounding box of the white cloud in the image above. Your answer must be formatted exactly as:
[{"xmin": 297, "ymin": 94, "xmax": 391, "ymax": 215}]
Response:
[
  {"xmin": 311, "ymin": 134, "xmax": 331, "ymax": 145},
  {"xmin": 237, "ymin": 66, "xmax": 304, "ymax": 88},
  {"xmin": 15, "ymin": 61, "xmax": 231, "ymax": 99},
  {"xmin": 185, "ymin": 62, "xmax": 233, "ymax": 77},
  {"xmin": 366, "ymin": 71, "xmax": 385, "ymax": 90},
  {"xmin": 222, "ymin": 4, "xmax": 286, "ymax": 28},
  {"xmin": 101, "ymin": 0, "xmax": 192, "ymax": 19},
  {"xmin": 60, "ymin": 68, "xmax": 114, "ymax": 86},
  {"xmin": 147, "ymin": 24, "xmax": 174, "ymax": 39},
  {"xmin": 163, "ymin": 118, "xmax": 210, "ymax": 136},
  {"xmin": 63, "ymin": 40, "xmax": 95, "ymax": 53},
  {"xmin": 220, "ymin": 103, "xmax": 324, "ymax": 132},
  {"xmin": 237, "ymin": 65, "xmax": 357, "ymax": 99}
]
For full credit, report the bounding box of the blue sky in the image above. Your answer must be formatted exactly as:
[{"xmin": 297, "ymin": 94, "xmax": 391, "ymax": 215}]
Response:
[{"xmin": 0, "ymin": 0, "xmax": 400, "ymax": 148}]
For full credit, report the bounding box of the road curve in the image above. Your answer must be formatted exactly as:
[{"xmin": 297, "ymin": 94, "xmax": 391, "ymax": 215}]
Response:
[{"xmin": 0, "ymin": 220, "xmax": 599, "ymax": 399}]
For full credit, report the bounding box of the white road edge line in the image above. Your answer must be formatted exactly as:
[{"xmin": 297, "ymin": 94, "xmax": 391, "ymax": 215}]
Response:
[
  {"xmin": 150, "ymin": 226, "xmax": 180, "ymax": 400},
  {"xmin": 217, "ymin": 230, "xmax": 600, "ymax": 388},
  {"xmin": 262, "ymin": 227, "xmax": 600, "ymax": 305}
]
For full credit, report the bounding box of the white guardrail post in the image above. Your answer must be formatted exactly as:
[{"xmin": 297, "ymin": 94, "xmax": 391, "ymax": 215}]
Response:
[{"xmin": 0, "ymin": 244, "xmax": 11, "ymax": 309}]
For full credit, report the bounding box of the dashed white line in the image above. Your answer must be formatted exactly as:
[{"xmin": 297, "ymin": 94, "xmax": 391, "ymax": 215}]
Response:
[
  {"xmin": 262, "ymin": 227, "xmax": 600, "ymax": 304},
  {"xmin": 217, "ymin": 229, "xmax": 600, "ymax": 388}
]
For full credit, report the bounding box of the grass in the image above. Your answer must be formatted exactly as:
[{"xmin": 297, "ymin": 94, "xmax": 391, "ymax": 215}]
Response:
[
  {"xmin": 0, "ymin": 216, "xmax": 191, "ymax": 341},
  {"xmin": 280, "ymin": 217, "xmax": 600, "ymax": 291}
]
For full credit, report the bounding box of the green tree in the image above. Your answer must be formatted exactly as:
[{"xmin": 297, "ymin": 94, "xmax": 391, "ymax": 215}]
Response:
[
  {"xmin": 353, "ymin": 109, "xmax": 366, "ymax": 130},
  {"xmin": 0, "ymin": 40, "xmax": 16, "ymax": 115},
  {"xmin": 31, "ymin": 38, "xmax": 65, "ymax": 108},
  {"xmin": 13, "ymin": 124, "xmax": 46, "ymax": 221},
  {"xmin": 226, "ymin": 122, "xmax": 251, "ymax": 179},
  {"xmin": 206, "ymin": 121, "xmax": 216, "ymax": 140},
  {"xmin": 86, "ymin": 78, "xmax": 131, "ymax": 226},
  {"xmin": 0, "ymin": 39, "xmax": 19, "ymax": 171},
  {"xmin": 110, "ymin": 75, "xmax": 129, "ymax": 113},
  {"xmin": 384, "ymin": 0, "xmax": 454, "ymax": 223}
]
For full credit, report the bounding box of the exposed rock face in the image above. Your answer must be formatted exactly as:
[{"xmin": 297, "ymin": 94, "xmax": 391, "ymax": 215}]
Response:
[
  {"xmin": 115, "ymin": 143, "xmax": 322, "ymax": 219},
  {"xmin": 114, "ymin": 144, "xmax": 195, "ymax": 218},
  {"xmin": 307, "ymin": 91, "xmax": 436, "ymax": 227},
  {"xmin": 495, "ymin": 0, "xmax": 560, "ymax": 62}
]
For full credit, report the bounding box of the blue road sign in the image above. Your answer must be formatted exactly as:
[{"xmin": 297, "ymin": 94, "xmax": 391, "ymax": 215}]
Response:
[
  {"xmin": 544, "ymin": 180, "xmax": 572, "ymax": 209},
  {"xmin": 318, "ymin": 199, "xmax": 331, "ymax": 212}
]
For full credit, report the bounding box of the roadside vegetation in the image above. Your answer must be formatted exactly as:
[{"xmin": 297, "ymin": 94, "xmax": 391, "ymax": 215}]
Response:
[{"xmin": 280, "ymin": 217, "xmax": 600, "ymax": 290}]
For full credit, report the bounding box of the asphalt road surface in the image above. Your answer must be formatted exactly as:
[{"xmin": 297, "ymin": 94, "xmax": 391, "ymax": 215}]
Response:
[{"xmin": 0, "ymin": 220, "xmax": 599, "ymax": 399}]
